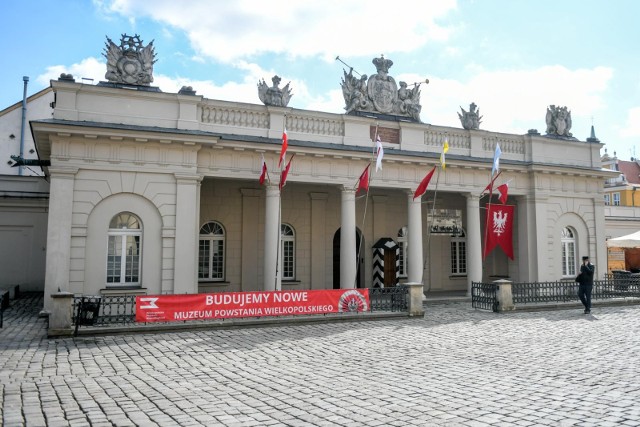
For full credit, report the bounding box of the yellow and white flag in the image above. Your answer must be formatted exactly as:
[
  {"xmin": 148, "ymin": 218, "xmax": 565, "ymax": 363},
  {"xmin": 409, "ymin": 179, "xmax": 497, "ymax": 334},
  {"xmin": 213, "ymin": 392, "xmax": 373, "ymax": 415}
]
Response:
[{"xmin": 440, "ymin": 139, "xmax": 449, "ymax": 169}]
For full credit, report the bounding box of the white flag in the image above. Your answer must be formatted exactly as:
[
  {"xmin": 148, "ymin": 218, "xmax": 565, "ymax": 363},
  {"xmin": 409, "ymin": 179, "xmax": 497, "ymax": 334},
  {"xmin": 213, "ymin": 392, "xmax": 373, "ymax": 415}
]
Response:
[{"xmin": 375, "ymin": 135, "xmax": 384, "ymax": 171}]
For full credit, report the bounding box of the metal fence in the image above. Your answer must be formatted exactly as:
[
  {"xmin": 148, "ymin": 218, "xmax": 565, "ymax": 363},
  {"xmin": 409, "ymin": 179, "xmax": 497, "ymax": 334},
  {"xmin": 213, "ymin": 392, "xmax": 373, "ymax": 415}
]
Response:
[
  {"xmin": 473, "ymin": 276, "xmax": 640, "ymax": 311},
  {"xmin": 471, "ymin": 282, "xmax": 498, "ymax": 311},
  {"xmin": 369, "ymin": 285, "xmax": 409, "ymax": 312},
  {"xmin": 72, "ymin": 287, "xmax": 409, "ymax": 331}
]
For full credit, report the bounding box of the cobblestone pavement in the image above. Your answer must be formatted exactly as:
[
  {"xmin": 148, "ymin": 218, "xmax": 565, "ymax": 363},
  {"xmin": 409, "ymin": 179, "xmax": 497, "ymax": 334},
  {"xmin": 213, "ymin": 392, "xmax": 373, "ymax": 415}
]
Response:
[{"xmin": 2, "ymin": 294, "xmax": 640, "ymax": 427}]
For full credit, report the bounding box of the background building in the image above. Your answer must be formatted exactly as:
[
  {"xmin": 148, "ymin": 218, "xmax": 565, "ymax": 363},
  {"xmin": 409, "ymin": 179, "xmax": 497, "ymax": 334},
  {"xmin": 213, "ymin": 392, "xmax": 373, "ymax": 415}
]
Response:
[{"xmin": 0, "ymin": 86, "xmax": 52, "ymax": 292}]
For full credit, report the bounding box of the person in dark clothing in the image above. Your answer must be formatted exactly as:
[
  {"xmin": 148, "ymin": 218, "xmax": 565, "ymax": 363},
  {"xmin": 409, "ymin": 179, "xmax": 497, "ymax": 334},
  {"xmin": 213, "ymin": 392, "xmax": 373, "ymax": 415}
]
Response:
[{"xmin": 577, "ymin": 256, "xmax": 595, "ymax": 314}]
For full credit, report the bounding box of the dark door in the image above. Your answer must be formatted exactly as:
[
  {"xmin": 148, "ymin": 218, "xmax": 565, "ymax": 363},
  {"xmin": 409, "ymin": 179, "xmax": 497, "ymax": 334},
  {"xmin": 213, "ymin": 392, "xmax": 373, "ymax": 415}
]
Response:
[
  {"xmin": 384, "ymin": 250, "xmax": 396, "ymax": 287},
  {"xmin": 333, "ymin": 228, "xmax": 363, "ymax": 289}
]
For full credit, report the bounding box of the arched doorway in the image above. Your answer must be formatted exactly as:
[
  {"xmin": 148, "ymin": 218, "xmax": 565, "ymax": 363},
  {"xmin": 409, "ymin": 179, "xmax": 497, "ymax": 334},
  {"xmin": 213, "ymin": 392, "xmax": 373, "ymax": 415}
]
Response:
[{"xmin": 332, "ymin": 228, "xmax": 364, "ymax": 289}]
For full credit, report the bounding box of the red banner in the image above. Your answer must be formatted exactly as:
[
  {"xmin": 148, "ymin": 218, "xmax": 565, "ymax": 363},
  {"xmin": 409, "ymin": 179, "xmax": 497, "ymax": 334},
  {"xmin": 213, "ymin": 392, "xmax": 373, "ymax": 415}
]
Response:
[
  {"xmin": 136, "ymin": 289, "xmax": 370, "ymax": 323},
  {"xmin": 483, "ymin": 203, "xmax": 514, "ymax": 260}
]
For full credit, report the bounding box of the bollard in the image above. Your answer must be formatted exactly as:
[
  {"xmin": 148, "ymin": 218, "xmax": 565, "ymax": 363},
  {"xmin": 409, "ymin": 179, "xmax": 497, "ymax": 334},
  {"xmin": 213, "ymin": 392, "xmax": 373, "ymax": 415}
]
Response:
[
  {"xmin": 405, "ymin": 283, "xmax": 426, "ymax": 317},
  {"xmin": 49, "ymin": 292, "xmax": 75, "ymax": 337},
  {"xmin": 494, "ymin": 279, "xmax": 515, "ymax": 312}
]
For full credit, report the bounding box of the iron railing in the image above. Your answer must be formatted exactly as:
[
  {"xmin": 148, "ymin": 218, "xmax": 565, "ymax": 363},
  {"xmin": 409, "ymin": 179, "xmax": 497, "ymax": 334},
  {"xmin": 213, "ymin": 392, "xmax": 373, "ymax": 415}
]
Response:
[
  {"xmin": 473, "ymin": 277, "xmax": 640, "ymax": 311},
  {"xmin": 72, "ymin": 287, "xmax": 410, "ymax": 330},
  {"xmin": 471, "ymin": 282, "xmax": 498, "ymax": 311},
  {"xmin": 73, "ymin": 295, "xmax": 136, "ymax": 327},
  {"xmin": 369, "ymin": 285, "xmax": 409, "ymax": 312}
]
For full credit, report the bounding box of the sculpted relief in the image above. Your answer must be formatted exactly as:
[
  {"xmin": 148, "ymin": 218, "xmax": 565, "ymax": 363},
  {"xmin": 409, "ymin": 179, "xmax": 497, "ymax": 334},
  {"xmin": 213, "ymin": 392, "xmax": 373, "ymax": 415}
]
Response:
[{"xmin": 340, "ymin": 56, "xmax": 424, "ymax": 122}]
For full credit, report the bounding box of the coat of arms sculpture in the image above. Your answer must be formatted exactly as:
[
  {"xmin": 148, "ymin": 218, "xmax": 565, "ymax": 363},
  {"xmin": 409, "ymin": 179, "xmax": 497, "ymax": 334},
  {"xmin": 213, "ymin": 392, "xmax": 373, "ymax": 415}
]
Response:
[
  {"xmin": 340, "ymin": 55, "xmax": 424, "ymax": 122},
  {"xmin": 103, "ymin": 34, "xmax": 156, "ymax": 86},
  {"xmin": 545, "ymin": 105, "xmax": 573, "ymax": 137}
]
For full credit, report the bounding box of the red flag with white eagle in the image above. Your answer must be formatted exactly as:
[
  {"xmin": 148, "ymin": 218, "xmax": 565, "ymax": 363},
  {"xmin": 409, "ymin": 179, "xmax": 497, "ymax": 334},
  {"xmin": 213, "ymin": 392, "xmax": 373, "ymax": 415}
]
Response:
[{"xmin": 483, "ymin": 203, "xmax": 514, "ymax": 260}]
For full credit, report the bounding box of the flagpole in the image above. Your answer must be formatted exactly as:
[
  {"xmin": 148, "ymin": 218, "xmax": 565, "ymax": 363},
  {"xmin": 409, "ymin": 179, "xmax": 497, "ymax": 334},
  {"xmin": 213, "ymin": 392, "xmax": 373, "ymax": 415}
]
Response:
[
  {"xmin": 274, "ymin": 114, "xmax": 287, "ymax": 291},
  {"xmin": 354, "ymin": 125, "xmax": 379, "ymax": 288}
]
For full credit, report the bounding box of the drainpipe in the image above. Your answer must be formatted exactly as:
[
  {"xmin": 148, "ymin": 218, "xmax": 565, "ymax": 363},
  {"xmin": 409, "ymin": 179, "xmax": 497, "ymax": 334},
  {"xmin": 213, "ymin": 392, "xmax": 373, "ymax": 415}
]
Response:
[{"xmin": 19, "ymin": 76, "xmax": 29, "ymax": 176}]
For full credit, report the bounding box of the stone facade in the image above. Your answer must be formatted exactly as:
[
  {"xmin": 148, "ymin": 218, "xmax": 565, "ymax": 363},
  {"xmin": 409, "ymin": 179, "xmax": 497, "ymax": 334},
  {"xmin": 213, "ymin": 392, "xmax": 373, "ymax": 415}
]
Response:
[{"xmin": 32, "ymin": 78, "xmax": 616, "ymax": 311}]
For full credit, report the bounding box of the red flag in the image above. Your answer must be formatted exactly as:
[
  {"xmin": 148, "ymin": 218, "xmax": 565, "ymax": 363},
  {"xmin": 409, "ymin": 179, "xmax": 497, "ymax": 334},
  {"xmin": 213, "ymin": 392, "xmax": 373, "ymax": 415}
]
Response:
[
  {"xmin": 259, "ymin": 155, "xmax": 268, "ymax": 185},
  {"xmin": 278, "ymin": 128, "xmax": 288, "ymax": 168},
  {"xmin": 279, "ymin": 154, "xmax": 294, "ymax": 190},
  {"xmin": 483, "ymin": 203, "xmax": 514, "ymax": 260},
  {"xmin": 413, "ymin": 166, "xmax": 436, "ymax": 200},
  {"xmin": 481, "ymin": 170, "xmax": 502, "ymax": 195},
  {"xmin": 496, "ymin": 182, "xmax": 509, "ymax": 204},
  {"xmin": 356, "ymin": 164, "xmax": 370, "ymax": 195}
]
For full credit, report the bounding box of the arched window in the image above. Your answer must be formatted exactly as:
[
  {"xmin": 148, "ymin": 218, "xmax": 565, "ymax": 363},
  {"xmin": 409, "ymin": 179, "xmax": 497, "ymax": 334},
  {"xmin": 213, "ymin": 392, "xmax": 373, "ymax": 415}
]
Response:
[
  {"xmin": 199, "ymin": 221, "xmax": 225, "ymax": 281},
  {"xmin": 397, "ymin": 227, "xmax": 408, "ymax": 277},
  {"xmin": 451, "ymin": 228, "xmax": 467, "ymax": 275},
  {"xmin": 281, "ymin": 224, "xmax": 296, "ymax": 280},
  {"xmin": 107, "ymin": 212, "xmax": 142, "ymax": 286},
  {"xmin": 561, "ymin": 227, "xmax": 576, "ymax": 277}
]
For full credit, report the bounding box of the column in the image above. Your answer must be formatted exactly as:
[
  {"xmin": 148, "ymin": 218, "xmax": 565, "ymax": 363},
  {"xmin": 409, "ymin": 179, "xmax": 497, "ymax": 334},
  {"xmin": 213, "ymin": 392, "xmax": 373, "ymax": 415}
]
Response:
[
  {"xmin": 43, "ymin": 167, "xmax": 77, "ymax": 312},
  {"xmin": 174, "ymin": 174, "xmax": 201, "ymax": 294},
  {"xmin": 517, "ymin": 195, "xmax": 537, "ymax": 282},
  {"xmin": 241, "ymin": 189, "xmax": 262, "ymax": 292},
  {"xmin": 593, "ymin": 196, "xmax": 606, "ymax": 280},
  {"xmin": 340, "ymin": 187, "xmax": 357, "ymax": 289},
  {"xmin": 407, "ymin": 191, "xmax": 423, "ymax": 284},
  {"xmin": 310, "ymin": 192, "xmax": 328, "ymax": 290},
  {"xmin": 465, "ymin": 193, "xmax": 482, "ymax": 296},
  {"xmin": 264, "ymin": 184, "xmax": 280, "ymax": 291}
]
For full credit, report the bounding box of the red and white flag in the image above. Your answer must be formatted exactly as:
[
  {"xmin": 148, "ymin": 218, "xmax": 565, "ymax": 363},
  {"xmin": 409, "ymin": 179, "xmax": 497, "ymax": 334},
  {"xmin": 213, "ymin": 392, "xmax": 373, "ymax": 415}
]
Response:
[
  {"xmin": 375, "ymin": 135, "xmax": 384, "ymax": 171},
  {"xmin": 259, "ymin": 154, "xmax": 268, "ymax": 185},
  {"xmin": 413, "ymin": 166, "xmax": 436, "ymax": 200},
  {"xmin": 496, "ymin": 182, "xmax": 509, "ymax": 204},
  {"xmin": 279, "ymin": 154, "xmax": 294, "ymax": 190},
  {"xmin": 484, "ymin": 203, "xmax": 514, "ymax": 260},
  {"xmin": 278, "ymin": 127, "xmax": 288, "ymax": 168},
  {"xmin": 356, "ymin": 164, "xmax": 370, "ymax": 195}
]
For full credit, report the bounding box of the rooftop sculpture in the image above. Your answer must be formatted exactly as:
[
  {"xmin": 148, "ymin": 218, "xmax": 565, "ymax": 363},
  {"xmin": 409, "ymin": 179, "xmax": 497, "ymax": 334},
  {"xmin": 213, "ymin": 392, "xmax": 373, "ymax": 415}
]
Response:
[
  {"xmin": 103, "ymin": 34, "xmax": 157, "ymax": 86},
  {"xmin": 545, "ymin": 105, "xmax": 573, "ymax": 137},
  {"xmin": 458, "ymin": 102, "xmax": 482, "ymax": 130},
  {"xmin": 340, "ymin": 55, "xmax": 424, "ymax": 122},
  {"xmin": 258, "ymin": 75, "xmax": 293, "ymax": 107}
]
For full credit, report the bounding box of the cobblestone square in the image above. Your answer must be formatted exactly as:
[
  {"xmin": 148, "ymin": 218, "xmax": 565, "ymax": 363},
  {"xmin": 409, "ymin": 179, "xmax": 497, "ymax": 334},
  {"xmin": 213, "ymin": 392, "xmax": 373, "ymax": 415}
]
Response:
[{"xmin": 1, "ymin": 294, "xmax": 640, "ymax": 426}]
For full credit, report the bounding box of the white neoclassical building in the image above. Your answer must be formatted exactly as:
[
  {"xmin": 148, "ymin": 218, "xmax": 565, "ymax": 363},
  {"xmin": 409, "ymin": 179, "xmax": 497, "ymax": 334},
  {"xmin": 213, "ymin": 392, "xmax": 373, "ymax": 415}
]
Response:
[{"xmin": 31, "ymin": 71, "xmax": 615, "ymax": 312}]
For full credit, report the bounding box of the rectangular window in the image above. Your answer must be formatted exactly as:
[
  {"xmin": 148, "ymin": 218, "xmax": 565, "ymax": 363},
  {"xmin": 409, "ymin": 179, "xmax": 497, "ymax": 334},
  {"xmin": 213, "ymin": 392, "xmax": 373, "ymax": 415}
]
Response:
[
  {"xmin": 106, "ymin": 236, "xmax": 121, "ymax": 283},
  {"xmin": 107, "ymin": 234, "xmax": 140, "ymax": 284},
  {"xmin": 562, "ymin": 242, "xmax": 576, "ymax": 276},
  {"xmin": 198, "ymin": 240, "xmax": 210, "ymax": 279},
  {"xmin": 398, "ymin": 242, "xmax": 407, "ymax": 277},
  {"xmin": 282, "ymin": 240, "xmax": 294, "ymax": 280},
  {"xmin": 198, "ymin": 239, "xmax": 224, "ymax": 281},
  {"xmin": 604, "ymin": 194, "xmax": 610, "ymax": 206},
  {"xmin": 451, "ymin": 241, "xmax": 467, "ymax": 275},
  {"xmin": 613, "ymin": 192, "xmax": 620, "ymax": 206}
]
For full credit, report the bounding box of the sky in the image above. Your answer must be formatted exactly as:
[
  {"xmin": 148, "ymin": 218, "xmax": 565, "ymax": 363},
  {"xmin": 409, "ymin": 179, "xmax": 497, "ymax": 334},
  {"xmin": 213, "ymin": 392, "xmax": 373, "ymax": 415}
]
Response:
[{"xmin": 2, "ymin": 0, "xmax": 639, "ymax": 160}]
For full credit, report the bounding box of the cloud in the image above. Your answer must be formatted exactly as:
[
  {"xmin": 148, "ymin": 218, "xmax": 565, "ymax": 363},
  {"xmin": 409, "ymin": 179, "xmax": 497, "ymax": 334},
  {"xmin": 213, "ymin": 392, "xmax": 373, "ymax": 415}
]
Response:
[
  {"xmin": 419, "ymin": 65, "xmax": 614, "ymax": 135},
  {"xmin": 98, "ymin": 0, "xmax": 458, "ymax": 63},
  {"xmin": 36, "ymin": 57, "xmax": 106, "ymax": 87},
  {"xmin": 620, "ymin": 107, "xmax": 640, "ymax": 138}
]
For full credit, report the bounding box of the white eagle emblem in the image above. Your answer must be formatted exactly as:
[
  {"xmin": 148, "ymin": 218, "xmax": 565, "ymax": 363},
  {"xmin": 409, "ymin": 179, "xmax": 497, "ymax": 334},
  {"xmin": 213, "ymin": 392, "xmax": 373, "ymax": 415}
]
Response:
[{"xmin": 492, "ymin": 210, "xmax": 508, "ymax": 235}]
